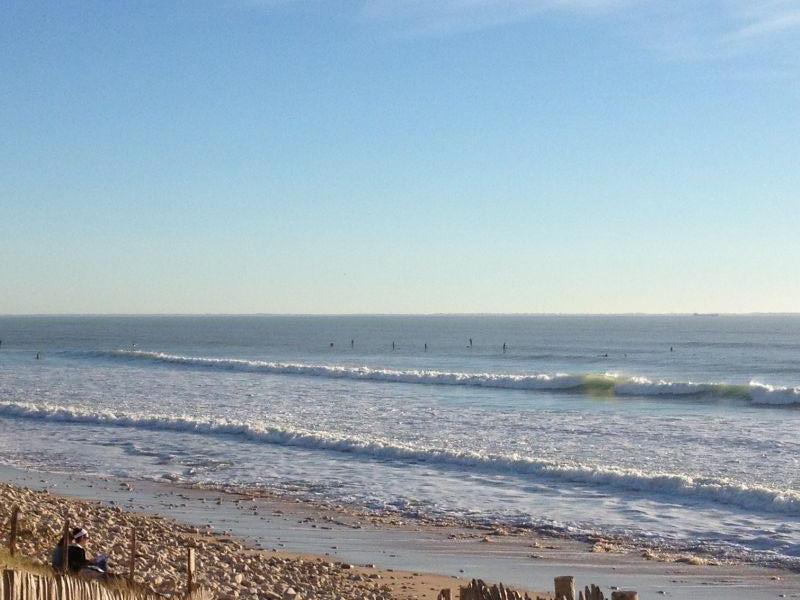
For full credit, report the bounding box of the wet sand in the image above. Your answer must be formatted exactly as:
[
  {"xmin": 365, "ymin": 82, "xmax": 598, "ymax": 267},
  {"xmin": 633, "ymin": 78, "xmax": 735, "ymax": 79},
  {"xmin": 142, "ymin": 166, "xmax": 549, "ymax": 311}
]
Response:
[{"xmin": 1, "ymin": 465, "xmax": 797, "ymax": 600}]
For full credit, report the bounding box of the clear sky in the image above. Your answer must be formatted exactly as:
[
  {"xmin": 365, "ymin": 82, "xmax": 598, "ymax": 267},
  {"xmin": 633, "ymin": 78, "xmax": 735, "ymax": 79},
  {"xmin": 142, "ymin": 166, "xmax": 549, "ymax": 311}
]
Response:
[{"xmin": 2, "ymin": 1, "xmax": 799, "ymax": 314}]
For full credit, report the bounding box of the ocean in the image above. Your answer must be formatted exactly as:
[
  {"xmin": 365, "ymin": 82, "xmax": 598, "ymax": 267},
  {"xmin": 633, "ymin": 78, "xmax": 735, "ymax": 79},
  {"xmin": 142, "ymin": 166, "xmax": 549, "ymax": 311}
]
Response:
[{"xmin": 0, "ymin": 315, "xmax": 798, "ymax": 569}]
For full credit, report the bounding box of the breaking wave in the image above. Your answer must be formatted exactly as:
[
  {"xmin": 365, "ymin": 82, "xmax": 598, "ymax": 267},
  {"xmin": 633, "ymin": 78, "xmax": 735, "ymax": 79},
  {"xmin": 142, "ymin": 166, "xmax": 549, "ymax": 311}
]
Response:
[
  {"xmin": 101, "ymin": 350, "xmax": 800, "ymax": 406},
  {"xmin": 0, "ymin": 399, "xmax": 798, "ymax": 516}
]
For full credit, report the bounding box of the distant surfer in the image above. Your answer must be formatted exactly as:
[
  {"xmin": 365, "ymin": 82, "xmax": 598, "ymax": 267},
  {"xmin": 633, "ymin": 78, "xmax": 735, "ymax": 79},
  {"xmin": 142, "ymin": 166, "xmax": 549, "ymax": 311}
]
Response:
[
  {"xmin": 392, "ymin": 341, "xmax": 395, "ymax": 351},
  {"xmin": 330, "ymin": 342, "xmax": 334, "ymax": 348},
  {"xmin": 350, "ymin": 339, "xmax": 354, "ymax": 348},
  {"xmin": 670, "ymin": 346, "xmax": 674, "ymax": 352},
  {"xmin": 502, "ymin": 342, "xmax": 507, "ymax": 353},
  {"xmin": 469, "ymin": 338, "xmax": 473, "ymax": 348},
  {"xmin": 35, "ymin": 352, "xmax": 40, "ymax": 360},
  {"xmin": 424, "ymin": 343, "xmax": 427, "ymax": 352}
]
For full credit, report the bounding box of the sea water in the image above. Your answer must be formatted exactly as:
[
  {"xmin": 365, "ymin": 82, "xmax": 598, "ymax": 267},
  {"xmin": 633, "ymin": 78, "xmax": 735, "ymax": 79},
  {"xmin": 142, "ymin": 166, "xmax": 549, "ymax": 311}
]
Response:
[{"xmin": 0, "ymin": 315, "xmax": 798, "ymax": 568}]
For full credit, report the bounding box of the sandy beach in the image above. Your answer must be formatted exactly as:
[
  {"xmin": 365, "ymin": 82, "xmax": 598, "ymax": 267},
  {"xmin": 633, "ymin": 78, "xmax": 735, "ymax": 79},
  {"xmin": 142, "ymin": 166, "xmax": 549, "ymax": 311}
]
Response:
[
  {"xmin": 0, "ymin": 465, "xmax": 797, "ymax": 600},
  {"xmin": 0, "ymin": 470, "xmax": 473, "ymax": 600}
]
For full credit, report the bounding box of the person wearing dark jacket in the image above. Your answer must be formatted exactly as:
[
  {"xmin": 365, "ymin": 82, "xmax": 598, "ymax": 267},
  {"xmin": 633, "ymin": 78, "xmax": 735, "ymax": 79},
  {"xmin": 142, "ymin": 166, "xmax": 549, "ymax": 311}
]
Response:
[{"xmin": 51, "ymin": 527, "xmax": 107, "ymax": 573}]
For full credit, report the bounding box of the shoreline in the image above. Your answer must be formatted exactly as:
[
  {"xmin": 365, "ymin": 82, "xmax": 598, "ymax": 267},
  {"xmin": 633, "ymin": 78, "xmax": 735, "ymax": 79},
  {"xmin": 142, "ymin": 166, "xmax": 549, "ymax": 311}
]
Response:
[
  {"xmin": 182, "ymin": 478, "xmax": 799, "ymax": 573},
  {"xmin": 0, "ymin": 465, "xmax": 797, "ymax": 600}
]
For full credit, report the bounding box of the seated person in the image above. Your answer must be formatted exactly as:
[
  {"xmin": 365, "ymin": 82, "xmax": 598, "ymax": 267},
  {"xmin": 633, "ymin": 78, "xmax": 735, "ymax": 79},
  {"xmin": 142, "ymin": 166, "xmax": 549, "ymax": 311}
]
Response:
[{"xmin": 51, "ymin": 527, "xmax": 108, "ymax": 574}]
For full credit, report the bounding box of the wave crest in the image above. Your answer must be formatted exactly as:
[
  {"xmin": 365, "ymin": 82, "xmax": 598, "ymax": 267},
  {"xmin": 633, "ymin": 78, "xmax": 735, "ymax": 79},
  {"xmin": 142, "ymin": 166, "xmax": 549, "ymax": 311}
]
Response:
[
  {"xmin": 104, "ymin": 350, "xmax": 800, "ymax": 405},
  {"xmin": 0, "ymin": 399, "xmax": 799, "ymax": 516}
]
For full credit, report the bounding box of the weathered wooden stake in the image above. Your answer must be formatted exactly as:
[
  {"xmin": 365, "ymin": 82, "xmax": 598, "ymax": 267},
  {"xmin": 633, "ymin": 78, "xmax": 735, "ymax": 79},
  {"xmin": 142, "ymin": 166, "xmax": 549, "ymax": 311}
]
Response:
[
  {"xmin": 4, "ymin": 569, "xmax": 16, "ymax": 596},
  {"xmin": 438, "ymin": 589, "xmax": 452, "ymax": 600},
  {"xmin": 186, "ymin": 546, "xmax": 196, "ymax": 597},
  {"xmin": 588, "ymin": 584, "xmax": 605, "ymax": 600},
  {"xmin": 128, "ymin": 528, "xmax": 137, "ymax": 583},
  {"xmin": 554, "ymin": 576, "xmax": 576, "ymax": 600},
  {"xmin": 610, "ymin": 592, "xmax": 638, "ymax": 600},
  {"xmin": 8, "ymin": 505, "xmax": 19, "ymax": 556},
  {"xmin": 61, "ymin": 519, "xmax": 70, "ymax": 571}
]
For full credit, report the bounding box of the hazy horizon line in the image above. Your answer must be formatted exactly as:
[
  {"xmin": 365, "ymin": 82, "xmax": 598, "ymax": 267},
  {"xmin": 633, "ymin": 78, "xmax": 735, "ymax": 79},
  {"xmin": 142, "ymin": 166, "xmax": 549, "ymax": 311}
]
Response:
[{"xmin": 1, "ymin": 312, "xmax": 798, "ymax": 318}]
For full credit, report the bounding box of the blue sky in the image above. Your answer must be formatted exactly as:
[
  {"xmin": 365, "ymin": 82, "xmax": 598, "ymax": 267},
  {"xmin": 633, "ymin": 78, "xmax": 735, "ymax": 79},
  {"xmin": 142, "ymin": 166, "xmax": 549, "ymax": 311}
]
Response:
[{"xmin": 2, "ymin": 0, "xmax": 799, "ymax": 314}]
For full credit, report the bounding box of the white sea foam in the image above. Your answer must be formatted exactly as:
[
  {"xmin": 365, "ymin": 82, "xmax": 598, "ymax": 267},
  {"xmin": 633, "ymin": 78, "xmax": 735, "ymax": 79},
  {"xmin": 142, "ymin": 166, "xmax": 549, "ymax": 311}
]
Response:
[
  {"xmin": 2, "ymin": 398, "xmax": 799, "ymax": 516},
  {"xmin": 113, "ymin": 350, "xmax": 588, "ymax": 389},
  {"xmin": 107, "ymin": 350, "xmax": 800, "ymax": 406},
  {"xmin": 749, "ymin": 381, "xmax": 800, "ymax": 405}
]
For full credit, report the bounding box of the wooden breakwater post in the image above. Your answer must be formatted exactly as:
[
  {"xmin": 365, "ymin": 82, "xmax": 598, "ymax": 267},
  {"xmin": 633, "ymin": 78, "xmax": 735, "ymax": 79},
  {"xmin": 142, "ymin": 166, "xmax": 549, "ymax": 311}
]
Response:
[
  {"xmin": 128, "ymin": 528, "xmax": 137, "ymax": 584},
  {"xmin": 437, "ymin": 589, "xmax": 451, "ymax": 600},
  {"xmin": 610, "ymin": 592, "xmax": 638, "ymax": 600},
  {"xmin": 186, "ymin": 546, "xmax": 196, "ymax": 597},
  {"xmin": 60, "ymin": 519, "xmax": 70, "ymax": 571},
  {"xmin": 455, "ymin": 575, "xmax": 631, "ymax": 600},
  {"xmin": 457, "ymin": 578, "xmax": 540, "ymax": 600},
  {"xmin": 554, "ymin": 576, "xmax": 576, "ymax": 600},
  {"xmin": 8, "ymin": 506, "xmax": 19, "ymax": 556},
  {"xmin": 579, "ymin": 584, "xmax": 605, "ymax": 600}
]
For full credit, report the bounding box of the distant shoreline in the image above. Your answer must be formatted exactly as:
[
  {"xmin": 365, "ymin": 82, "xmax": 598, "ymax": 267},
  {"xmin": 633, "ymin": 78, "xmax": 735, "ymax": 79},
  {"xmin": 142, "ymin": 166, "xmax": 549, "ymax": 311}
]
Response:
[{"xmin": 2, "ymin": 312, "xmax": 799, "ymax": 318}]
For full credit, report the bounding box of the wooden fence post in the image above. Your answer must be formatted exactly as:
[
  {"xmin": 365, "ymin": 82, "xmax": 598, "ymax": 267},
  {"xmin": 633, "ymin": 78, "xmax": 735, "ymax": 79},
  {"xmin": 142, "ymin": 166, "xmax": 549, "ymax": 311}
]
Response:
[
  {"xmin": 8, "ymin": 506, "xmax": 19, "ymax": 556},
  {"xmin": 584, "ymin": 584, "xmax": 605, "ymax": 600},
  {"xmin": 437, "ymin": 589, "xmax": 452, "ymax": 600},
  {"xmin": 186, "ymin": 546, "xmax": 196, "ymax": 597},
  {"xmin": 61, "ymin": 519, "xmax": 71, "ymax": 571},
  {"xmin": 128, "ymin": 528, "xmax": 137, "ymax": 584},
  {"xmin": 4, "ymin": 569, "xmax": 16, "ymax": 598},
  {"xmin": 554, "ymin": 576, "xmax": 575, "ymax": 600}
]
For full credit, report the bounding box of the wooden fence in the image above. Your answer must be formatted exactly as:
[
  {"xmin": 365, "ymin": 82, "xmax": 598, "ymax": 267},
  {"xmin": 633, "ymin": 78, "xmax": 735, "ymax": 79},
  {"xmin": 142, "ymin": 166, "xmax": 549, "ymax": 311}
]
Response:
[
  {"xmin": 444, "ymin": 576, "xmax": 639, "ymax": 600},
  {"xmin": 0, "ymin": 567, "xmax": 212, "ymax": 600},
  {"xmin": 2, "ymin": 505, "xmax": 203, "ymax": 600}
]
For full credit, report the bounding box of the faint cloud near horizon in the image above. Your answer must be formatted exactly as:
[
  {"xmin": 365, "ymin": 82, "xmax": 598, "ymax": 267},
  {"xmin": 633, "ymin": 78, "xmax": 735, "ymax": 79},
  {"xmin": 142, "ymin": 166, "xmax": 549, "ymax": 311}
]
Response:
[
  {"xmin": 359, "ymin": 0, "xmax": 631, "ymax": 35},
  {"xmin": 355, "ymin": 0, "xmax": 800, "ymax": 65},
  {"xmin": 723, "ymin": 1, "xmax": 800, "ymax": 42}
]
